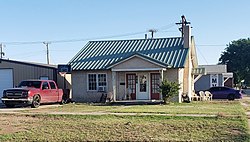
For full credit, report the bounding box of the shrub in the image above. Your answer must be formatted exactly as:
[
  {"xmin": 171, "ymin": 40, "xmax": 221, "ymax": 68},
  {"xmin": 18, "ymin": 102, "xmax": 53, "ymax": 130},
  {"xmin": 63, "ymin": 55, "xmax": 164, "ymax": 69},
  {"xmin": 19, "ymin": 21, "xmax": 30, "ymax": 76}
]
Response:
[{"xmin": 159, "ymin": 80, "xmax": 180, "ymax": 104}]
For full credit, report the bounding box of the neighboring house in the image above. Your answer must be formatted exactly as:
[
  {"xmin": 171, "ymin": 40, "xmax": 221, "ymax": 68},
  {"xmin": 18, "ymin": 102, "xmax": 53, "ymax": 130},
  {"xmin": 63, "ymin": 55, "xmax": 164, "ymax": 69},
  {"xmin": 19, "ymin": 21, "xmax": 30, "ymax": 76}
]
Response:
[
  {"xmin": 194, "ymin": 64, "xmax": 233, "ymax": 91},
  {"xmin": 0, "ymin": 59, "xmax": 71, "ymax": 98},
  {"xmin": 69, "ymin": 25, "xmax": 198, "ymax": 103}
]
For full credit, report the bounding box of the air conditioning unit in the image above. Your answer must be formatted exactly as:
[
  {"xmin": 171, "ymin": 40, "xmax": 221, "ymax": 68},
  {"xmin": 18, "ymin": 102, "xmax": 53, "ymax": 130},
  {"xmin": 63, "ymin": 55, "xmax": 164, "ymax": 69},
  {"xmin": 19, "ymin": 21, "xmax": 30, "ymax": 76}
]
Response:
[{"xmin": 98, "ymin": 86, "xmax": 106, "ymax": 92}]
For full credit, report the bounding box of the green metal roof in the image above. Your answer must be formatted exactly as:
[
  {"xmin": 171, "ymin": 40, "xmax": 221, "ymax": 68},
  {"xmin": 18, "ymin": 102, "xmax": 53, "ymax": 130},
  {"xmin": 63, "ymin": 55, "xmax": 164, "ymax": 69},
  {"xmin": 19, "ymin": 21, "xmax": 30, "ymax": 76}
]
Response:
[{"xmin": 69, "ymin": 37, "xmax": 189, "ymax": 70}]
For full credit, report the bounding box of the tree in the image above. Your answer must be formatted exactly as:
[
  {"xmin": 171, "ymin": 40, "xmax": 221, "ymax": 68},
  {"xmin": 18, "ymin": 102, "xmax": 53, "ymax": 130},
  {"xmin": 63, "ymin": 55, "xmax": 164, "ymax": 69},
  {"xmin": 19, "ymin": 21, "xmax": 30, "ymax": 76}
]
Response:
[
  {"xmin": 219, "ymin": 38, "xmax": 250, "ymax": 84},
  {"xmin": 159, "ymin": 80, "xmax": 180, "ymax": 104}
]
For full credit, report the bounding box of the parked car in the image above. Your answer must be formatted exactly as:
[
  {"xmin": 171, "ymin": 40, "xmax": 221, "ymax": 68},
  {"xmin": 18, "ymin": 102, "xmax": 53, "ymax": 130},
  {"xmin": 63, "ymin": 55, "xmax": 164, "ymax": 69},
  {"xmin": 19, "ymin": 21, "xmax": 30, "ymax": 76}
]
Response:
[
  {"xmin": 1, "ymin": 80, "xmax": 64, "ymax": 108},
  {"xmin": 207, "ymin": 86, "xmax": 242, "ymax": 100}
]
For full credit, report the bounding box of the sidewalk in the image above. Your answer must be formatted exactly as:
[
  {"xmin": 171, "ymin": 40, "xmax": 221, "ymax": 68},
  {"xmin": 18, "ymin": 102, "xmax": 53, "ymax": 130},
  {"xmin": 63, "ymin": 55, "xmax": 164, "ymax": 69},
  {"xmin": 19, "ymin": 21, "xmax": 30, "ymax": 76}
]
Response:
[{"xmin": 240, "ymin": 95, "xmax": 250, "ymax": 129}]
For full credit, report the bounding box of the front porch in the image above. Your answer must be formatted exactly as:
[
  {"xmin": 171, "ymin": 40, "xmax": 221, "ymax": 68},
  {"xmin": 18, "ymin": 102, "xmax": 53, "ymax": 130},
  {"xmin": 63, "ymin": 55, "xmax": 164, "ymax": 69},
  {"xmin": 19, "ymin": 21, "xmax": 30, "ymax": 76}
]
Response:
[
  {"xmin": 106, "ymin": 53, "xmax": 187, "ymax": 103},
  {"xmin": 112, "ymin": 70, "xmax": 164, "ymax": 102},
  {"xmin": 111, "ymin": 99, "xmax": 164, "ymax": 105}
]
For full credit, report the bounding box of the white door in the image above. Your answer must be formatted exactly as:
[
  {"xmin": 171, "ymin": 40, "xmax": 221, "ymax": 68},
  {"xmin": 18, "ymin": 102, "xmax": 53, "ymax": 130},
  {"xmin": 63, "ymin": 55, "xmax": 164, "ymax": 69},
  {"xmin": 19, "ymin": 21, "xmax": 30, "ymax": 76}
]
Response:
[
  {"xmin": 137, "ymin": 73, "xmax": 149, "ymax": 100},
  {"xmin": 0, "ymin": 69, "xmax": 13, "ymax": 98}
]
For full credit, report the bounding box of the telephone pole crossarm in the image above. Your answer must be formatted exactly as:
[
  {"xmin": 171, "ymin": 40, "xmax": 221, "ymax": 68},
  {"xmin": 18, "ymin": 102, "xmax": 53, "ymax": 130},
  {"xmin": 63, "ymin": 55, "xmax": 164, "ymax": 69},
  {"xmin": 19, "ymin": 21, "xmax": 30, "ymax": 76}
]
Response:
[{"xmin": 175, "ymin": 15, "xmax": 191, "ymax": 37}]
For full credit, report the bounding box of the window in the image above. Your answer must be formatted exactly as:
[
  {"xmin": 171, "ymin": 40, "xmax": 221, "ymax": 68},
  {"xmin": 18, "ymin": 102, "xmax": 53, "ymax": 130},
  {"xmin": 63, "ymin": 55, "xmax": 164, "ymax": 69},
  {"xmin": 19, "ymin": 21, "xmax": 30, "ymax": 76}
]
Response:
[
  {"xmin": 49, "ymin": 82, "xmax": 56, "ymax": 89},
  {"xmin": 98, "ymin": 74, "xmax": 107, "ymax": 87},
  {"xmin": 127, "ymin": 74, "xmax": 136, "ymax": 93},
  {"xmin": 139, "ymin": 75, "xmax": 147, "ymax": 92},
  {"xmin": 88, "ymin": 74, "xmax": 107, "ymax": 91},
  {"xmin": 18, "ymin": 81, "xmax": 41, "ymax": 88},
  {"xmin": 42, "ymin": 82, "xmax": 49, "ymax": 90},
  {"xmin": 151, "ymin": 73, "xmax": 160, "ymax": 93},
  {"xmin": 88, "ymin": 74, "xmax": 97, "ymax": 91}
]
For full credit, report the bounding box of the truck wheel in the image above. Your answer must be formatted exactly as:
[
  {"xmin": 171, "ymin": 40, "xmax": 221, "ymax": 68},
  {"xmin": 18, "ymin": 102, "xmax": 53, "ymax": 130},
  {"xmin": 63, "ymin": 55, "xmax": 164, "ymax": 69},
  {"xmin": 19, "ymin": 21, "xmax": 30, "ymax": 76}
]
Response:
[
  {"xmin": 5, "ymin": 104, "xmax": 15, "ymax": 108},
  {"xmin": 60, "ymin": 96, "xmax": 67, "ymax": 105},
  {"xmin": 31, "ymin": 95, "xmax": 41, "ymax": 108}
]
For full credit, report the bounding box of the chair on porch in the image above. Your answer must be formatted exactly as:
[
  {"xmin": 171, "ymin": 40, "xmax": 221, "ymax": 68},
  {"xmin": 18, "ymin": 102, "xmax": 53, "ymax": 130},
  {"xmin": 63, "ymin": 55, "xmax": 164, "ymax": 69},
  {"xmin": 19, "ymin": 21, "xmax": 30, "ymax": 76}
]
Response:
[
  {"xmin": 191, "ymin": 91, "xmax": 201, "ymax": 101},
  {"xmin": 204, "ymin": 91, "xmax": 213, "ymax": 101},
  {"xmin": 106, "ymin": 92, "xmax": 114, "ymax": 102},
  {"xmin": 124, "ymin": 88, "xmax": 132, "ymax": 100},
  {"xmin": 199, "ymin": 91, "xmax": 206, "ymax": 101}
]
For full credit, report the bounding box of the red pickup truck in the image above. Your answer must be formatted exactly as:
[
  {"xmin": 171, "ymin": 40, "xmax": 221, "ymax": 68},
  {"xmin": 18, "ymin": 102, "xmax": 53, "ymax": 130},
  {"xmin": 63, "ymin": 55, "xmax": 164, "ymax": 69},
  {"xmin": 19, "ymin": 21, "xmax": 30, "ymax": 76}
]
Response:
[{"xmin": 1, "ymin": 80, "xmax": 64, "ymax": 108}]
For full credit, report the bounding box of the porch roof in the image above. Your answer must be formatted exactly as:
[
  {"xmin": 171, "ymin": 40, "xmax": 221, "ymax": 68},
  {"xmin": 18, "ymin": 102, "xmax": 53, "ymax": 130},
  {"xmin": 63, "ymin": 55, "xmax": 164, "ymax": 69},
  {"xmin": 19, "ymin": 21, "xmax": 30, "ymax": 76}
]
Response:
[
  {"xmin": 106, "ymin": 52, "xmax": 172, "ymax": 69},
  {"xmin": 69, "ymin": 37, "xmax": 189, "ymax": 71}
]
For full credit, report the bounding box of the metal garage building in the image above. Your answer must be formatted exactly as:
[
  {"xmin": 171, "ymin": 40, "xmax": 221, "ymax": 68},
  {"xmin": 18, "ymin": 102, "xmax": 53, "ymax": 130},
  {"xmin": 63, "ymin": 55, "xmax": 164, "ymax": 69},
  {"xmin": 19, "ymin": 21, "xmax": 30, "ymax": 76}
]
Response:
[{"xmin": 0, "ymin": 59, "xmax": 58, "ymax": 98}]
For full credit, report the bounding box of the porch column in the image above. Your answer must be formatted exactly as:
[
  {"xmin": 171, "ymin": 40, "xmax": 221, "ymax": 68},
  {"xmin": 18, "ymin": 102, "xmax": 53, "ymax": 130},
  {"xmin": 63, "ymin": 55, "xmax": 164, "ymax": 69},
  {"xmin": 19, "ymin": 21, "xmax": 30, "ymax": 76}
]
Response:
[
  {"xmin": 160, "ymin": 69, "xmax": 164, "ymax": 100},
  {"xmin": 112, "ymin": 71, "xmax": 117, "ymax": 101}
]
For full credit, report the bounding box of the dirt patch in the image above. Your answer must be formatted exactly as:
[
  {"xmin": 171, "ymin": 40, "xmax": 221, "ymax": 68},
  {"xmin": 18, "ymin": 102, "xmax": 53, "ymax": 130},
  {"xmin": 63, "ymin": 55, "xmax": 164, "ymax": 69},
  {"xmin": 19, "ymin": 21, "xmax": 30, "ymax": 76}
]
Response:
[{"xmin": 0, "ymin": 114, "xmax": 39, "ymax": 134}]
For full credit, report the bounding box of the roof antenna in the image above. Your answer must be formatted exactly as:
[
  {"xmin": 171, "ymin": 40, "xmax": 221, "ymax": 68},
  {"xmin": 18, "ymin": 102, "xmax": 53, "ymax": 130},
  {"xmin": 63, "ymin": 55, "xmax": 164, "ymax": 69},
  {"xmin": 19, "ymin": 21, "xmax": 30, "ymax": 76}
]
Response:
[
  {"xmin": 148, "ymin": 29, "xmax": 157, "ymax": 39},
  {"xmin": 0, "ymin": 43, "xmax": 5, "ymax": 59},
  {"xmin": 175, "ymin": 15, "xmax": 191, "ymax": 37}
]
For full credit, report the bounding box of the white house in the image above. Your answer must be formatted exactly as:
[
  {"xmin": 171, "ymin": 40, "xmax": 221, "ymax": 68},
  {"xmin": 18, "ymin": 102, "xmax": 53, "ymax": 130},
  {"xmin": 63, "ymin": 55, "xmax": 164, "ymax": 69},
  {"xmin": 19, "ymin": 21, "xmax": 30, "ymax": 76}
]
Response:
[{"xmin": 69, "ymin": 25, "xmax": 198, "ymax": 103}]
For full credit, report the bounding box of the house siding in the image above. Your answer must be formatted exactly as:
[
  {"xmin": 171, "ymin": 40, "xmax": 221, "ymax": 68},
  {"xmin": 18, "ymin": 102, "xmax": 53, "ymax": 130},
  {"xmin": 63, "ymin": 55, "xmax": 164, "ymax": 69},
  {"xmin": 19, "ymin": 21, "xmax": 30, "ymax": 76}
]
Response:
[
  {"xmin": 163, "ymin": 69, "xmax": 179, "ymax": 82},
  {"xmin": 163, "ymin": 69, "xmax": 180, "ymax": 102},
  {"xmin": 72, "ymin": 70, "xmax": 112, "ymax": 102},
  {"xmin": 195, "ymin": 74, "xmax": 223, "ymax": 91},
  {"xmin": 116, "ymin": 72, "xmax": 126, "ymax": 100},
  {"xmin": 112, "ymin": 56, "xmax": 162, "ymax": 70}
]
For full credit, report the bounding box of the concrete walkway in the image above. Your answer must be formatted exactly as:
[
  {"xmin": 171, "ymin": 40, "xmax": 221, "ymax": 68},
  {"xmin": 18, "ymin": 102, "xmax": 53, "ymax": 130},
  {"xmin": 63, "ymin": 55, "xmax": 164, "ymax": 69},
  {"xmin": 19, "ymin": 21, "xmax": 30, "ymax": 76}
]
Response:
[
  {"xmin": 0, "ymin": 103, "xmax": 220, "ymax": 117},
  {"xmin": 0, "ymin": 100, "xmax": 247, "ymax": 118},
  {"xmin": 240, "ymin": 95, "xmax": 250, "ymax": 130},
  {"xmin": 0, "ymin": 105, "xmax": 230, "ymax": 117}
]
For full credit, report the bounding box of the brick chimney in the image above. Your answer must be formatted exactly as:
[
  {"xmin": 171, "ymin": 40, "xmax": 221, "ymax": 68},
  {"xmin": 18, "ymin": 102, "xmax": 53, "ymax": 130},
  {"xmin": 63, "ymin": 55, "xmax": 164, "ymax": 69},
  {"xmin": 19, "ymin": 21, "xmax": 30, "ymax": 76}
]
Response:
[{"xmin": 183, "ymin": 25, "xmax": 191, "ymax": 48}]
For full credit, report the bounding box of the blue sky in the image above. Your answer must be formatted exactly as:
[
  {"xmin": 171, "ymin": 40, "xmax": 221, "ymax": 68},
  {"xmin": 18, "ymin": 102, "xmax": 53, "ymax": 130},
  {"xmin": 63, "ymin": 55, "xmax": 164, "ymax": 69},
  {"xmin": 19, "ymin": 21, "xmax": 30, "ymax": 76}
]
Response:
[{"xmin": 0, "ymin": 0, "xmax": 250, "ymax": 65}]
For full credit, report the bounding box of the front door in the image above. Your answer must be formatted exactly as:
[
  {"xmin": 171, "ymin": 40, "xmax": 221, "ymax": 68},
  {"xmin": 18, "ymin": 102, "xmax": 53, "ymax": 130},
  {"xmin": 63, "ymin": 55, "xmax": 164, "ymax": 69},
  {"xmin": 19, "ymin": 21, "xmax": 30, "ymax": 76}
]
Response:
[
  {"xmin": 151, "ymin": 73, "xmax": 161, "ymax": 100},
  {"xmin": 137, "ymin": 73, "xmax": 149, "ymax": 100},
  {"xmin": 126, "ymin": 74, "xmax": 136, "ymax": 100}
]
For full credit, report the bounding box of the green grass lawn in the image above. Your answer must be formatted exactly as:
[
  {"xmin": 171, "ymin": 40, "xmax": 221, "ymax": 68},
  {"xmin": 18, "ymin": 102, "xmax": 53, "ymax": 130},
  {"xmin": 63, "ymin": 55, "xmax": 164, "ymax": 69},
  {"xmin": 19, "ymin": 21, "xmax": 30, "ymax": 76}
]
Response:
[
  {"xmin": 241, "ymin": 99, "xmax": 250, "ymax": 111},
  {"xmin": 0, "ymin": 101, "xmax": 249, "ymax": 141},
  {"xmin": 27, "ymin": 101, "xmax": 245, "ymax": 116},
  {"xmin": 0, "ymin": 114, "xmax": 249, "ymax": 142}
]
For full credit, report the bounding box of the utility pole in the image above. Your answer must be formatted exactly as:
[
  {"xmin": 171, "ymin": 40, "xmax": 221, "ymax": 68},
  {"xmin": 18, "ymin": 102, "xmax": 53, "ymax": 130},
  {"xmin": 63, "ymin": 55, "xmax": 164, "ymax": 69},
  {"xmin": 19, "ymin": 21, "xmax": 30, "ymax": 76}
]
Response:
[
  {"xmin": 176, "ymin": 15, "xmax": 191, "ymax": 37},
  {"xmin": 0, "ymin": 43, "xmax": 5, "ymax": 59},
  {"xmin": 43, "ymin": 42, "xmax": 50, "ymax": 64}
]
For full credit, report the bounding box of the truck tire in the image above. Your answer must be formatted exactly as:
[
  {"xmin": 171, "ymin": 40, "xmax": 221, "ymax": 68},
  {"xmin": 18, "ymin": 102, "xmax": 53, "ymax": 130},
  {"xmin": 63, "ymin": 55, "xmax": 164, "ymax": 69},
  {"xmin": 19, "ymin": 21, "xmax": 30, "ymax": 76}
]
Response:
[
  {"xmin": 31, "ymin": 95, "xmax": 41, "ymax": 108},
  {"xmin": 60, "ymin": 95, "xmax": 68, "ymax": 105}
]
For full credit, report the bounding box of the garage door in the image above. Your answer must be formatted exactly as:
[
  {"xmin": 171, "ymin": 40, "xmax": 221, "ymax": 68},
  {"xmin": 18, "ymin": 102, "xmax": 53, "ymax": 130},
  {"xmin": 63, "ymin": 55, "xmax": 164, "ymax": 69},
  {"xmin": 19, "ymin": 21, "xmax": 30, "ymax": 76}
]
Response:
[{"xmin": 0, "ymin": 69, "xmax": 13, "ymax": 98}]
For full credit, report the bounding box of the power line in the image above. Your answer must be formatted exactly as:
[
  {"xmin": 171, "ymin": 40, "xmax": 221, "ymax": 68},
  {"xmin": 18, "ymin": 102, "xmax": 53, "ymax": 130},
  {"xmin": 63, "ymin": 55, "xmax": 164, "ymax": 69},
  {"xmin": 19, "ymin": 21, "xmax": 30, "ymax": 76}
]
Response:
[
  {"xmin": 196, "ymin": 46, "xmax": 209, "ymax": 65},
  {"xmin": 9, "ymin": 50, "xmax": 45, "ymax": 57},
  {"xmin": 196, "ymin": 44, "xmax": 226, "ymax": 47},
  {"xmin": 1, "ymin": 23, "xmax": 176, "ymax": 45}
]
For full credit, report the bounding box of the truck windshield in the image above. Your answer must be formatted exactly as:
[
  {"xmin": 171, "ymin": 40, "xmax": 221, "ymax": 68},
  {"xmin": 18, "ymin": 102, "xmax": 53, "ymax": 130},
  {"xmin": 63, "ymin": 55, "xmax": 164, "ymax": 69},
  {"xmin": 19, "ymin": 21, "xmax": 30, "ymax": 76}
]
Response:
[{"xmin": 18, "ymin": 81, "xmax": 41, "ymax": 88}]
